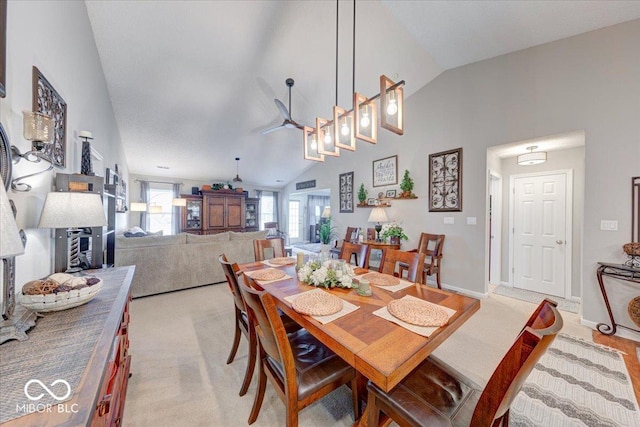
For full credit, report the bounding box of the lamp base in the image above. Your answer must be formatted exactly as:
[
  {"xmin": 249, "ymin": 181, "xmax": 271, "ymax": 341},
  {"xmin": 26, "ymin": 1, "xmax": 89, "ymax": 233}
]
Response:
[
  {"xmin": 0, "ymin": 305, "xmax": 39, "ymax": 345},
  {"xmin": 375, "ymin": 224, "xmax": 383, "ymax": 242}
]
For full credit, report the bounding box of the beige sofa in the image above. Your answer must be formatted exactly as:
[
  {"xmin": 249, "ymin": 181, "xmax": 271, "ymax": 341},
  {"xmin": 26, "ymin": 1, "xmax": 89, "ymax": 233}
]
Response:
[{"xmin": 115, "ymin": 230, "xmax": 267, "ymax": 298}]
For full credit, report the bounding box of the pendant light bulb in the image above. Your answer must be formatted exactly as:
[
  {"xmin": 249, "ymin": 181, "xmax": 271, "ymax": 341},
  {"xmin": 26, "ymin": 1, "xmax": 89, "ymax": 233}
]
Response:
[
  {"xmin": 386, "ymin": 96, "xmax": 398, "ymax": 116},
  {"xmin": 360, "ymin": 106, "xmax": 370, "ymax": 128},
  {"xmin": 324, "ymin": 131, "xmax": 332, "ymax": 145},
  {"xmin": 311, "ymin": 136, "xmax": 317, "ymax": 150},
  {"xmin": 340, "ymin": 118, "xmax": 350, "ymax": 136}
]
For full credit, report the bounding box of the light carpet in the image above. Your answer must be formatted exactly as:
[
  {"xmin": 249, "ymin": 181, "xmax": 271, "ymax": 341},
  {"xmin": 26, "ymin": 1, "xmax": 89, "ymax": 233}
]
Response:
[
  {"xmin": 492, "ymin": 284, "xmax": 580, "ymax": 313},
  {"xmin": 512, "ymin": 333, "xmax": 640, "ymax": 427},
  {"xmin": 291, "ymin": 243, "xmax": 321, "ymax": 253},
  {"xmin": 123, "ymin": 282, "xmax": 615, "ymax": 426}
]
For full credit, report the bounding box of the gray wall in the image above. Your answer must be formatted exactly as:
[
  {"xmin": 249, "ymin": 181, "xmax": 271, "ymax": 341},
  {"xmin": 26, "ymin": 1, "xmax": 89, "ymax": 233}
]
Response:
[{"xmin": 283, "ymin": 20, "xmax": 640, "ymax": 330}]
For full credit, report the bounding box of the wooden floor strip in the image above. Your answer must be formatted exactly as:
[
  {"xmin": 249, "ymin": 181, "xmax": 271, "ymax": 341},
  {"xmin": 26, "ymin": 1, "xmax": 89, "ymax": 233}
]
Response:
[{"xmin": 592, "ymin": 332, "xmax": 640, "ymax": 406}]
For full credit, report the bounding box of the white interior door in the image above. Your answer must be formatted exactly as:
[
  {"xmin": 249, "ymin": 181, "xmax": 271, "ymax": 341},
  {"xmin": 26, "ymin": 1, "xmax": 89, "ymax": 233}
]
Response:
[
  {"xmin": 512, "ymin": 172, "xmax": 569, "ymax": 298},
  {"xmin": 489, "ymin": 172, "xmax": 502, "ymax": 285}
]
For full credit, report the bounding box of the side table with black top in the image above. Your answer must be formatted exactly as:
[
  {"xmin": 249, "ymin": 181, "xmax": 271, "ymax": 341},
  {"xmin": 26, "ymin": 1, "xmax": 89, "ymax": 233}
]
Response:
[{"xmin": 596, "ymin": 262, "xmax": 640, "ymax": 336}]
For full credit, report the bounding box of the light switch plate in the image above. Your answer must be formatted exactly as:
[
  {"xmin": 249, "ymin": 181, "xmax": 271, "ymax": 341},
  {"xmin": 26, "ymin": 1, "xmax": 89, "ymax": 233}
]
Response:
[
  {"xmin": 467, "ymin": 217, "xmax": 477, "ymax": 225},
  {"xmin": 600, "ymin": 220, "xmax": 618, "ymax": 231},
  {"xmin": 444, "ymin": 217, "xmax": 454, "ymax": 225}
]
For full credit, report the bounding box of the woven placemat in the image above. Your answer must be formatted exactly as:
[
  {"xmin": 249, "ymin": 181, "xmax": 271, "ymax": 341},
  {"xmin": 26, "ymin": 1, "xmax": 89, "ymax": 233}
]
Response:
[
  {"xmin": 387, "ymin": 298, "xmax": 450, "ymax": 327},
  {"xmin": 269, "ymin": 257, "xmax": 296, "ymax": 266},
  {"xmin": 292, "ymin": 289, "xmax": 343, "ymax": 316},
  {"xmin": 361, "ymin": 272, "xmax": 400, "ymax": 287},
  {"xmin": 0, "ymin": 268, "xmax": 129, "ymax": 424},
  {"xmin": 248, "ymin": 268, "xmax": 286, "ymax": 281},
  {"xmin": 629, "ymin": 297, "xmax": 640, "ymax": 328}
]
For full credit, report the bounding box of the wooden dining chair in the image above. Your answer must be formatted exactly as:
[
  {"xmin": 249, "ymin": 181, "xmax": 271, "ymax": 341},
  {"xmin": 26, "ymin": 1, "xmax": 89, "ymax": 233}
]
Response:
[
  {"xmin": 339, "ymin": 241, "xmax": 370, "ymax": 268},
  {"xmin": 366, "ymin": 228, "xmax": 377, "ymax": 241},
  {"xmin": 253, "ymin": 237, "xmax": 285, "ymax": 261},
  {"xmin": 218, "ymin": 254, "xmax": 256, "ymax": 397},
  {"xmin": 330, "ymin": 226, "xmax": 361, "ymax": 258},
  {"xmin": 365, "ymin": 299, "xmax": 563, "ymax": 427},
  {"xmin": 239, "ymin": 275, "xmax": 360, "ymax": 426},
  {"xmin": 406, "ymin": 233, "xmax": 445, "ymax": 288},
  {"xmin": 379, "ymin": 249, "xmax": 426, "ymax": 283}
]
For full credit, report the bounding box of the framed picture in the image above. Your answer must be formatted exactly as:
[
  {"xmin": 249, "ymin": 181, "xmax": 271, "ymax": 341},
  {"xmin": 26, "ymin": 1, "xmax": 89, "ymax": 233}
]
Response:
[
  {"xmin": 33, "ymin": 66, "xmax": 67, "ymax": 167},
  {"xmin": 339, "ymin": 171, "xmax": 354, "ymax": 213},
  {"xmin": 429, "ymin": 148, "xmax": 463, "ymax": 212},
  {"xmin": 373, "ymin": 155, "xmax": 397, "ymax": 187},
  {"xmin": 0, "ymin": 0, "xmax": 6, "ymax": 98},
  {"xmin": 385, "ymin": 189, "xmax": 396, "ymax": 198},
  {"xmin": 367, "ymin": 198, "xmax": 376, "ymax": 206}
]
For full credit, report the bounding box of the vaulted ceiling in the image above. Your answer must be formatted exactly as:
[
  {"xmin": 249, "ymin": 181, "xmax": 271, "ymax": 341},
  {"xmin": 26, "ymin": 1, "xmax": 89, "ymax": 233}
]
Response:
[{"xmin": 85, "ymin": 0, "xmax": 640, "ymax": 187}]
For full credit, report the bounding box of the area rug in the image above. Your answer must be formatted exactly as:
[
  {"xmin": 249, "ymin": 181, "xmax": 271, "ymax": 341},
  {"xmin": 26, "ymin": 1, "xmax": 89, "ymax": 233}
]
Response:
[
  {"xmin": 492, "ymin": 285, "xmax": 580, "ymax": 313},
  {"xmin": 511, "ymin": 334, "xmax": 640, "ymax": 427},
  {"xmin": 291, "ymin": 243, "xmax": 321, "ymax": 253}
]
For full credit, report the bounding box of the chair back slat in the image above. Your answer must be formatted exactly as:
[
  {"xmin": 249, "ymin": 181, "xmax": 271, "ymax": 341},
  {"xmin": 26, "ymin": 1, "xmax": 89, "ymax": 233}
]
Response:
[
  {"xmin": 345, "ymin": 227, "xmax": 360, "ymax": 242},
  {"xmin": 340, "ymin": 241, "xmax": 370, "ymax": 268},
  {"xmin": 218, "ymin": 254, "xmax": 245, "ymax": 312},
  {"xmin": 380, "ymin": 249, "xmax": 426, "ymax": 283},
  {"xmin": 253, "ymin": 238, "xmax": 285, "ymax": 261}
]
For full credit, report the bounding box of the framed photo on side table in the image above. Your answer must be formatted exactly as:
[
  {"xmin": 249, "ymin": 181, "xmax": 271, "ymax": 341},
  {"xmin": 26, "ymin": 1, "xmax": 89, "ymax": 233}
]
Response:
[
  {"xmin": 429, "ymin": 148, "xmax": 462, "ymax": 212},
  {"xmin": 373, "ymin": 155, "xmax": 397, "ymax": 187}
]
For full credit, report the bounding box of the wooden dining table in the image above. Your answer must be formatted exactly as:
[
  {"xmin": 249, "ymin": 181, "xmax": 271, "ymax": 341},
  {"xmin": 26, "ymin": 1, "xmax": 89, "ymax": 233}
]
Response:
[{"xmin": 239, "ymin": 261, "xmax": 481, "ymax": 394}]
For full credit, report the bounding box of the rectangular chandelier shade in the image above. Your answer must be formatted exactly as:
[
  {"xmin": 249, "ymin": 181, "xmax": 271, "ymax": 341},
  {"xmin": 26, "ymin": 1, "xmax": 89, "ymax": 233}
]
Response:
[
  {"xmin": 333, "ymin": 106, "xmax": 356, "ymax": 151},
  {"xmin": 38, "ymin": 192, "xmax": 107, "ymax": 229},
  {"xmin": 316, "ymin": 117, "xmax": 340, "ymax": 157},
  {"xmin": 130, "ymin": 202, "xmax": 147, "ymax": 212},
  {"xmin": 302, "ymin": 126, "xmax": 325, "ymax": 162},
  {"xmin": 380, "ymin": 75, "xmax": 404, "ymax": 135},
  {"xmin": 353, "ymin": 92, "xmax": 377, "ymax": 143}
]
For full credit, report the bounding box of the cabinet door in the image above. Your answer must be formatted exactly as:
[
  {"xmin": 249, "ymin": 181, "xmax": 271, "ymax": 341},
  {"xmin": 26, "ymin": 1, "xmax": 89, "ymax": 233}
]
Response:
[
  {"xmin": 206, "ymin": 196, "xmax": 226, "ymax": 229},
  {"xmin": 226, "ymin": 196, "xmax": 244, "ymax": 228}
]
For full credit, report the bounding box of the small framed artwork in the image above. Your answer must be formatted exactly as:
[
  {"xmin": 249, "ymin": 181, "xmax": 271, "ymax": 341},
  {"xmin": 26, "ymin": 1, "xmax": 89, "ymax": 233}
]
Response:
[
  {"xmin": 339, "ymin": 171, "xmax": 354, "ymax": 213},
  {"xmin": 373, "ymin": 155, "xmax": 397, "ymax": 187},
  {"xmin": 429, "ymin": 147, "xmax": 463, "ymax": 212},
  {"xmin": 367, "ymin": 198, "xmax": 376, "ymax": 206},
  {"xmin": 385, "ymin": 189, "xmax": 396, "ymax": 198},
  {"xmin": 33, "ymin": 66, "xmax": 67, "ymax": 167}
]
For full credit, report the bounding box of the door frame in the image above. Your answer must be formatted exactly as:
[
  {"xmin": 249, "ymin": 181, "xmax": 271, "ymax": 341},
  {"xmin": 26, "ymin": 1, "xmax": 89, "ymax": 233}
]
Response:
[
  {"xmin": 488, "ymin": 170, "xmax": 502, "ymax": 286},
  {"xmin": 508, "ymin": 169, "xmax": 573, "ymax": 299}
]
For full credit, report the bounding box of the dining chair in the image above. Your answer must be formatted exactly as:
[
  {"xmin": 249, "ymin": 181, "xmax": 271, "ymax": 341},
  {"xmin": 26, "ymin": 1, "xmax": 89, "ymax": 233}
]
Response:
[
  {"xmin": 406, "ymin": 233, "xmax": 445, "ymax": 288},
  {"xmin": 265, "ymin": 222, "xmax": 288, "ymax": 245},
  {"xmin": 379, "ymin": 249, "xmax": 426, "ymax": 283},
  {"xmin": 239, "ymin": 275, "xmax": 360, "ymax": 426},
  {"xmin": 330, "ymin": 226, "xmax": 361, "ymax": 258},
  {"xmin": 365, "ymin": 299, "xmax": 563, "ymax": 427},
  {"xmin": 253, "ymin": 237, "xmax": 286, "ymax": 261},
  {"xmin": 339, "ymin": 241, "xmax": 370, "ymax": 268},
  {"xmin": 218, "ymin": 254, "xmax": 256, "ymax": 396},
  {"xmin": 366, "ymin": 228, "xmax": 376, "ymax": 241}
]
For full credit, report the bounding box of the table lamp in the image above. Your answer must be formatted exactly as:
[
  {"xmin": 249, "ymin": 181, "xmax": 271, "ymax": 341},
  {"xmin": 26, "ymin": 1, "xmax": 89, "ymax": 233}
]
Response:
[
  {"xmin": 368, "ymin": 207, "xmax": 389, "ymax": 242},
  {"xmin": 38, "ymin": 192, "xmax": 107, "ymax": 273}
]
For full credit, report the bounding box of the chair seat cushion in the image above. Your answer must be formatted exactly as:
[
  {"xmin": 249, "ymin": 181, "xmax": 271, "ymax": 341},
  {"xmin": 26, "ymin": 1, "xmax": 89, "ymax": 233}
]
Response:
[
  {"xmin": 368, "ymin": 356, "xmax": 481, "ymax": 427},
  {"xmin": 268, "ymin": 329, "xmax": 353, "ymax": 401}
]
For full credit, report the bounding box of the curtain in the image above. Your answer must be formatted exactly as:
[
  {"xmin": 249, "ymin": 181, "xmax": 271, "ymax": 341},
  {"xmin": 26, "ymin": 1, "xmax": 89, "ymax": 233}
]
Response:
[
  {"xmin": 140, "ymin": 180, "xmax": 150, "ymax": 230},
  {"xmin": 255, "ymin": 190, "xmax": 263, "ymax": 229},
  {"xmin": 307, "ymin": 195, "xmax": 329, "ymax": 225},
  {"xmin": 273, "ymin": 191, "xmax": 279, "ymax": 227},
  {"xmin": 172, "ymin": 183, "xmax": 181, "ymax": 235}
]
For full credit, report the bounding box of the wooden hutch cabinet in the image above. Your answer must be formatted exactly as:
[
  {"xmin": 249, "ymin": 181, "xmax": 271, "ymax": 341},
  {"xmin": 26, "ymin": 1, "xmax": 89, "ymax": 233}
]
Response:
[{"xmin": 181, "ymin": 190, "xmax": 259, "ymax": 234}]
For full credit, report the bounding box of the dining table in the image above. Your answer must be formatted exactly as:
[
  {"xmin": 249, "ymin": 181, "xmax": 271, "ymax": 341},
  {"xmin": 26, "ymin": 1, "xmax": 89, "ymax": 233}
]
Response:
[{"xmin": 239, "ymin": 261, "xmax": 481, "ymax": 401}]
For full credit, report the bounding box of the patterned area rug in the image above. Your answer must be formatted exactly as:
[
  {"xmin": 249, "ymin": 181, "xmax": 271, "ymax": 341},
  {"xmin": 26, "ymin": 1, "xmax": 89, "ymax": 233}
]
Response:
[
  {"xmin": 512, "ymin": 334, "xmax": 640, "ymax": 427},
  {"xmin": 492, "ymin": 285, "xmax": 580, "ymax": 313}
]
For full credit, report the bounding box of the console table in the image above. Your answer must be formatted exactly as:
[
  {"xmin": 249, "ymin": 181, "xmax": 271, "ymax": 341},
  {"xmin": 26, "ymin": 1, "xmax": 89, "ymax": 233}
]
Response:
[
  {"xmin": 596, "ymin": 262, "xmax": 640, "ymax": 335},
  {"xmin": 0, "ymin": 266, "xmax": 134, "ymax": 426}
]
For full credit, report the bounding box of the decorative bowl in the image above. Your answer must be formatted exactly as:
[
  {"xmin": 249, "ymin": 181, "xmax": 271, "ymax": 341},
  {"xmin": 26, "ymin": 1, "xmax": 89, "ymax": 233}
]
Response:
[
  {"xmin": 19, "ymin": 279, "xmax": 103, "ymax": 312},
  {"xmin": 623, "ymin": 242, "xmax": 640, "ymax": 256}
]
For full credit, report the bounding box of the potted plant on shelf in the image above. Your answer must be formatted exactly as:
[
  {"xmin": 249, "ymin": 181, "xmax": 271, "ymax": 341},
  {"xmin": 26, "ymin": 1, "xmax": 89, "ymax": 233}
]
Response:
[
  {"xmin": 399, "ymin": 170, "xmax": 416, "ymax": 198},
  {"xmin": 357, "ymin": 184, "xmax": 368, "ymax": 206},
  {"xmin": 380, "ymin": 222, "xmax": 408, "ymax": 245}
]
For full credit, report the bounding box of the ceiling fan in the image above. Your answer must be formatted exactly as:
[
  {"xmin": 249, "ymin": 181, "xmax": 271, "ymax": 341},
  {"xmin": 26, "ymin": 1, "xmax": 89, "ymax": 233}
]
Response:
[{"xmin": 261, "ymin": 78, "xmax": 303, "ymax": 134}]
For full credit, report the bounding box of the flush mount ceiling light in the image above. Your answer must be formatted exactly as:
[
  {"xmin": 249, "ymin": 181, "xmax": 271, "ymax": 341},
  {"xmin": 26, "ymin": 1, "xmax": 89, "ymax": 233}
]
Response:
[
  {"xmin": 517, "ymin": 146, "xmax": 547, "ymax": 166},
  {"xmin": 232, "ymin": 157, "xmax": 243, "ymax": 182}
]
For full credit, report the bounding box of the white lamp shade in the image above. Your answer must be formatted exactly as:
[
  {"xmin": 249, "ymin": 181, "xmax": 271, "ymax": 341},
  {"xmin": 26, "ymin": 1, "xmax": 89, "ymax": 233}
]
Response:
[
  {"xmin": 38, "ymin": 192, "xmax": 107, "ymax": 228},
  {"xmin": 172, "ymin": 198, "xmax": 187, "ymax": 207},
  {"xmin": 130, "ymin": 202, "xmax": 147, "ymax": 212},
  {"xmin": 368, "ymin": 207, "xmax": 389, "ymax": 223},
  {"xmin": 149, "ymin": 205, "xmax": 163, "ymax": 214},
  {"xmin": 517, "ymin": 151, "xmax": 547, "ymax": 165},
  {"xmin": 321, "ymin": 206, "xmax": 331, "ymax": 218},
  {"xmin": 0, "ymin": 185, "xmax": 25, "ymax": 258}
]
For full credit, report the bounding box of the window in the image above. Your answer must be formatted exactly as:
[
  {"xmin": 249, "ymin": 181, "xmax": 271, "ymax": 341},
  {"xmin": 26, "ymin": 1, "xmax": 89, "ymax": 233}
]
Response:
[
  {"xmin": 147, "ymin": 184, "xmax": 174, "ymax": 235},
  {"xmin": 288, "ymin": 200, "xmax": 300, "ymax": 238},
  {"xmin": 259, "ymin": 191, "xmax": 275, "ymax": 229}
]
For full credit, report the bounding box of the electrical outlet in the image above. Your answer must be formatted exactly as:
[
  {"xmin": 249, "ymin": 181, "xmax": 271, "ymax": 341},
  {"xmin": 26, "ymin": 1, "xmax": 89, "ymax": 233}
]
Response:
[
  {"xmin": 600, "ymin": 220, "xmax": 618, "ymax": 231},
  {"xmin": 444, "ymin": 217, "xmax": 454, "ymax": 225},
  {"xmin": 467, "ymin": 217, "xmax": 477, "ymax": 225}
]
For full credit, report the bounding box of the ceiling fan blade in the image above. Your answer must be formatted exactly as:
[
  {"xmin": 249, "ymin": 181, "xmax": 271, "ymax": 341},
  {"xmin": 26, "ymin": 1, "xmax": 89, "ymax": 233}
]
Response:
[
  {"xmin": 274, "ymin": 98, "xmax": 291, "ymax": 121},
  {"xmin": 260, "ymin": 123, "xmax": 286, "ymax": 135}
]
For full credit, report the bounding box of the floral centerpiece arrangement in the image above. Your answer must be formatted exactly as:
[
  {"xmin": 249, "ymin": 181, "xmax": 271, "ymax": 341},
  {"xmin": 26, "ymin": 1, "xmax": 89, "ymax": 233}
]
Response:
[
  {"xmin": 380, "ymin": 222, "xmax": 408, "ymax": 242},
  {"xmin": 297, "ymin": 259, "xmax": 356, "ymax": 289}
]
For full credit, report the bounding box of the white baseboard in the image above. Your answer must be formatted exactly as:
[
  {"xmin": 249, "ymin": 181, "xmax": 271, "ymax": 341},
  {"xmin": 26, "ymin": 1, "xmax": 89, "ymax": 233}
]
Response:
[
  {"xmin": 500, "ymin": 281, "xmax": 511, "ymax": 287},
  {"xmin": 580, "ymin": 319, "xmax": 640, "ymax": 342},
  {"xmin": 426, "ymin": 279, "xmax": 488, "ymax": 299}
]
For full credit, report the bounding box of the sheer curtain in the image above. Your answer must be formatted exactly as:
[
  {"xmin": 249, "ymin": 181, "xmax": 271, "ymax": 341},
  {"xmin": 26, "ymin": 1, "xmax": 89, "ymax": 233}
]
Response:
[
  {"xmin": 273, "ymin": 192, "xmax": 279, "ymax": 227},
  {"xmin": 139, "ymin": 180, "xmax": 150, "ymax": 230},
  {"xmin": 255, "ymin": 190, "xmax": 263, "ymax": 229},
  {"xmin": 172, "ymin": 183, "xmax": 181, "ymax": 235}
]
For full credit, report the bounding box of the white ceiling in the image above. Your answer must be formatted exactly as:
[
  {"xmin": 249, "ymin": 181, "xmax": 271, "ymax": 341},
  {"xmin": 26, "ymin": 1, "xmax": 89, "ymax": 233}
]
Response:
[{"xmin": 85, "ymin": 1, "xmax": 640, "ymax": 187}]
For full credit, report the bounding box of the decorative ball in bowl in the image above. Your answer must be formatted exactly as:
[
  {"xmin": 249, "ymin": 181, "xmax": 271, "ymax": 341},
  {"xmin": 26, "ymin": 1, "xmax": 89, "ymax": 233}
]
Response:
[
  {"xmin": 623, "ymin": 242, "xmax": 640, "ymax": 256},
  {"xmin": 19, "ymin": 272, "xmax": 103, "ymax": 312}
]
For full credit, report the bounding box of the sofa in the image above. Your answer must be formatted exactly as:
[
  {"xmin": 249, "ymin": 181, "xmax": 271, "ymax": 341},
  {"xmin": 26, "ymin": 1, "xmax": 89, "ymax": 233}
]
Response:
[{"xmin": 115, "ymin": 230, "xmax": 267, "ymax": 298}]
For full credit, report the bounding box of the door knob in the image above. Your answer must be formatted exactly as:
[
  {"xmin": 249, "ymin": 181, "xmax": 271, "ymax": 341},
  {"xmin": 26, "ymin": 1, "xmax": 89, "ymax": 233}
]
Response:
[{"xmin": 556, "ymin": 240, "xmax": 564, "ymax": 244}]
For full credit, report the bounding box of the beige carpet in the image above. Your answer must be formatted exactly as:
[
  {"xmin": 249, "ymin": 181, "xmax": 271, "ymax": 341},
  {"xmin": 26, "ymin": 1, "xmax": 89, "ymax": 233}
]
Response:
[{"xmin": 122, "ymin": 283, "xmax": 593, "ymax": 426}]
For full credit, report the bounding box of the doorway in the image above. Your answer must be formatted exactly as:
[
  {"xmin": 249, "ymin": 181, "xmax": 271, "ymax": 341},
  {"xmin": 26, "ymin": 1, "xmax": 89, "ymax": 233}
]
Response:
[
  {"xmin": 509, "ymin": 170, "xmax": 573, "ymax": 298},
  {"xmin": 488, "ymin": 171, "xmax": 502, "ymax": 285},
  {"xmin": 287, "ymin": 189, "xmax": 330, "ymax": 244}
]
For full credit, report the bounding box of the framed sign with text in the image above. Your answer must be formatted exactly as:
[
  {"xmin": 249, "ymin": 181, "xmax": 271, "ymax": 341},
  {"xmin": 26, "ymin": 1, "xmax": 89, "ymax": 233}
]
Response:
[{"xmin": 372, "ymin": 155, "xmax": 397, "ymax": 187}]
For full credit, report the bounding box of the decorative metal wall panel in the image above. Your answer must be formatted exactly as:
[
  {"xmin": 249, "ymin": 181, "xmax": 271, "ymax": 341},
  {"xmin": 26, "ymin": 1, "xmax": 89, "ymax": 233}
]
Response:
[
  {"xmin": 429, "ymin": 148, "xmax": 462, "ymax": 212},
  {"xmin": 339, "ymin": 172, "xmax": 354, "ymax": 213},
  {"xmin": 32, "ymin": 66, "xmax": 67, "ymax": 168}
]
